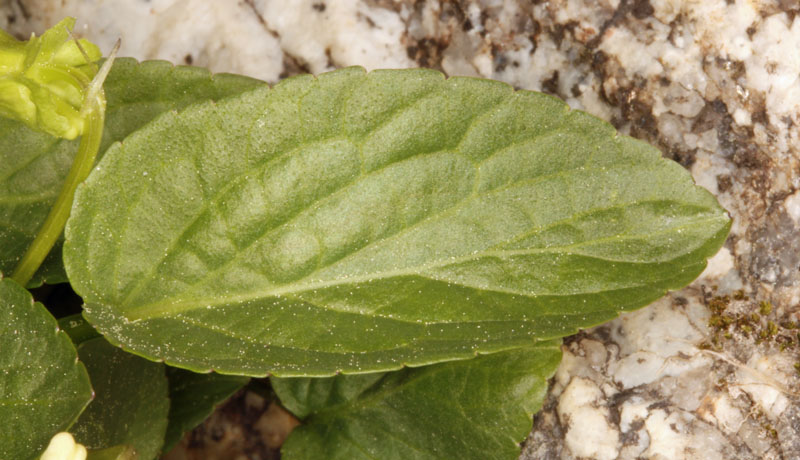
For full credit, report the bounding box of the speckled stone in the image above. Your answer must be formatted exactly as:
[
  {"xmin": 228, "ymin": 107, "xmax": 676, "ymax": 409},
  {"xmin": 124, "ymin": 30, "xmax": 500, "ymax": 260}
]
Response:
[{"xmin": 2, "ymin": 1, "xmax": 798, "ymax": 459}]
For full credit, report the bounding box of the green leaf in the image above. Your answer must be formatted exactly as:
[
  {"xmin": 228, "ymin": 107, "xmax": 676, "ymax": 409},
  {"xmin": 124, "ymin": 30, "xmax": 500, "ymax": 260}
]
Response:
[
  {"xmin": 86, "ymin": 444, "xmax": 137, "ymax": 460},
  {"xmin": 70, "ymin": 337, "xmax": 170, "ymax": 460},
  {"xmin": 26, "ymin": 241, "xmax": 68, "ymax": 288},
  {"xmin": 0, "ymin": 58, "xmax": 262, "ymax": 286},
  {"xmin": 273, "ymin": 342, "xmax": 561, "ymax": 460},
  {"xmin": 64, "ymin": 67, "xmax": 730, "ymax": 376},
  {"xmin": 162, "ymin": 367, "xmax": 249, "ymax": 453},
  {"xmin": 0, "ymin": 277, "xmax": 92, "ymax": 460},
  {"xmin": 58, "ymin": 313, "xmax": 101, "ymax": 346}
]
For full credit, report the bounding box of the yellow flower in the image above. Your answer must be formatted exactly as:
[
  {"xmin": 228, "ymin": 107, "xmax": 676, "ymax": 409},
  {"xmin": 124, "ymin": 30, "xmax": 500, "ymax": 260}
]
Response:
[{"xmin": 0, "ymin": 17, "xmax": 101, "ymax": 139}]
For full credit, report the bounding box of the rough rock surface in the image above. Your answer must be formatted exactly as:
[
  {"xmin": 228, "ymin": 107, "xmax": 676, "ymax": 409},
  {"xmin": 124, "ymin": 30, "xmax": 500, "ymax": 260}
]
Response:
[{"xmin": 2, "ymin": 0, "xmax": 798, "ymax": 458}]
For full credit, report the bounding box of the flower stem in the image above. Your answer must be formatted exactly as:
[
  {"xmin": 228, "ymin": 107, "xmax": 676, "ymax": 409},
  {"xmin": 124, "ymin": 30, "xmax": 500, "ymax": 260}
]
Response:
[
  {"xmin": 10, "ymin": 42, "xmax": 118, "ymax": 286},
  {"xmin": 11, "ymin": 102, "xmax": 104, "ymax": 286}
]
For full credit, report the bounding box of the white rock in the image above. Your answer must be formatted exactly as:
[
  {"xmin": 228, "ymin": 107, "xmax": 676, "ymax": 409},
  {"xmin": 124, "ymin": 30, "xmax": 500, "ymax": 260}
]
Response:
[
  {"xmin": 619, "ymin": 397, "xmax": 650, "ymax": 432},
  {"xmin": 784, "ymin": 190, "xmax": 800, "ymax": 223},
  {"xmin": 738, "ymin": 353, "xmax": 792, "ymax": 420},
  {"xmin": 644, "ymin": 409, "xmax": 689, "ymax": 459},
  {"xmin": 557, "ymin": 377, "xmax": 620, "ymax": 460},
  {"xmin": 700, "ymin": 247, "xmax": 735, "ymax": 281},
  {"xmin": 258, "ymin": 0, "xmax": 413, "ymax": 75}
]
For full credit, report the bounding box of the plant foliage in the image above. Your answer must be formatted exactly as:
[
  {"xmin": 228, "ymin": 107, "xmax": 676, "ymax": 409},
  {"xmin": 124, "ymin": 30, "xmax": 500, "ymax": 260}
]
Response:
[
  {"xmin": 64, "ymin": 67, "xmax": 729, "ymax": 378},
  {"xmin": 70, "ymin": 337, "xmax": 169, "ymax": 459},
  {"xmin": 1, "ymin": 19, "xmax": 730, "ymax": 459},
  {"xmin": 0, "ymin": 58, "xmax": 260, "ymax": 286},
  {"xmin": 274, "ymin": 343, "xmax": 561, "ymax": 460},
  {"xmin": 0, "ymin": 278, "xmax": 92, "ymax": 460}
]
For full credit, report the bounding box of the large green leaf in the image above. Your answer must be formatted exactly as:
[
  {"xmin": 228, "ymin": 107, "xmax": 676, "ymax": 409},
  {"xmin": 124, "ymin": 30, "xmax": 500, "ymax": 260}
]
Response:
[
  {"xmin": 273, "ymin": 342, "xmax": 561, "ymax": 459},
  {"xmin": 0, "ymin": 277, "xmax": 92, "ymax": 460},
  {"xmin": 161, "ymin": 367, "xmax": 249, "ymax": 453},
  {"xmin": 70, "ymin": 337, "xmax": 170, "ymax": 460},
  {"xmin": 64, "ymin": 67, "xmax": 730, "ymax": 376},
  {"xmin": 0, "ymin": 58, "xmax": 262, "ymax": 286}
]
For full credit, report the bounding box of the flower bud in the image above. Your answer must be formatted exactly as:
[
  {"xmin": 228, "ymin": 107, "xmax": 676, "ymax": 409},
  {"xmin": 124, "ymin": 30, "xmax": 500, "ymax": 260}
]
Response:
[{"xmin": 39, "ymin": 432, "xmax": 87, "ymax": 460}]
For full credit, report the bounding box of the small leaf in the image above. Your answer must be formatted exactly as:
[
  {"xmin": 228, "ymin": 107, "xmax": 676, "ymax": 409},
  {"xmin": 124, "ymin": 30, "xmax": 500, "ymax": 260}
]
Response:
[
  {"xmin": 0, "ymin": 277, "xmax": 92, "ymax": 460},
  {"xmin": 70, "ymin": 337, "xmax": 169, "ymax": 460},
  {"xmin": 0, "ymin": 57, "xmax": 262, "ymax": 286},
  {"xmin": 273, "ymin": 342, "xmax": 562, "ymax": 460},
  {"xmin": 161, "ymin": 367, "xmax": 249, "ymax": 453},
  {"xmin": 64, "ymin": 67, "xmax": 730, "ymax": 376}
]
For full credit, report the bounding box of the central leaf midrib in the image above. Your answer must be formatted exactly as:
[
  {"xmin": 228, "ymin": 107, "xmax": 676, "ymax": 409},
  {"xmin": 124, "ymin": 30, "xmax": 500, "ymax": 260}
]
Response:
[
  {"xmin": 115, "ymin": 84, "xmax": 592, "ymax": 310},
  {"xmin": 121, "ymin": 154, "xmax": 612, "ymax": 314},
  {"xmin": 122, "ymin": 214, "xmax": 718, "ymax": 321}
]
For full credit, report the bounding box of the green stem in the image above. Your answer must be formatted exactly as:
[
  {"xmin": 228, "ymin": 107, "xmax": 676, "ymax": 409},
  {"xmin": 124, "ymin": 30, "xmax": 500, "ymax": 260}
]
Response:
[
  {"xmin": 10, "ymin": 39, "xmax": 118, "ymax": 287},
  {"xmin": 10, "ymin": 102, "xmax": 105, "ymax": 286}
]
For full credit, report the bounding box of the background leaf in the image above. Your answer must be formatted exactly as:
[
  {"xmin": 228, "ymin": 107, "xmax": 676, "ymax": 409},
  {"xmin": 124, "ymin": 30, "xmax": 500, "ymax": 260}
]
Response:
[
  {"xmin": 0, "ymin": 58, "xmax": 262, "ymax": 286},
  {"xmin": 85, "ymin": 444, "xmax": 137, "ymax": 460},
  {"xmin": 0, "ymin": 277, "xmax": 92, "ymax": 460},
  {"xmin": 161, "ymin": 367, "xmax": 249, "ymax": 453},
  {"xmin": 70, "ymin": 337, "xmax": 170, "ymax": 460},
  {"xmin": 273, "ymin": 342, "xmax": 562, "ymax": 460},
  {"xmin": 64, "ymin": 67, "xmax": 730, "ymax": 376},
  {"xmin": 58, "ymin": 313, "xmax": 101, "ymax": 346}
]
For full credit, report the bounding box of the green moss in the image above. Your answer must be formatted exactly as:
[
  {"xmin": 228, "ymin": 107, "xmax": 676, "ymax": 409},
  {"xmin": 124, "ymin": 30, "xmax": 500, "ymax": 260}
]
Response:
[{"xmin": 704, "ymin": 290, "xmax": 799, "ymax": 375}]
